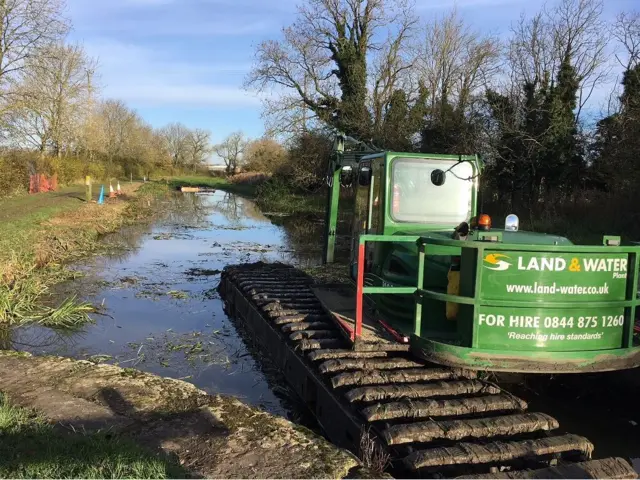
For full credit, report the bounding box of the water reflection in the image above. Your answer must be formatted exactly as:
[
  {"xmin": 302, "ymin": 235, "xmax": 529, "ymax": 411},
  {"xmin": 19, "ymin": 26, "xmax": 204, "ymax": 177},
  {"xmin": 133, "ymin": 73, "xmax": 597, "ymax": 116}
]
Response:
[{"xmin": 14, "ymin": 191, "xmax": 333, "ymax": 419}]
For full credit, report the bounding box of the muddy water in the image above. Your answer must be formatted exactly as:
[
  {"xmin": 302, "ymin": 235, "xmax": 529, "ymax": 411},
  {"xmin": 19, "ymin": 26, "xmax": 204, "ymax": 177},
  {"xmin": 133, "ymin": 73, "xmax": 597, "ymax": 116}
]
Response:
[{"xmin": 12, "ymin": 191, "xmax": 342, "ymax": 419}]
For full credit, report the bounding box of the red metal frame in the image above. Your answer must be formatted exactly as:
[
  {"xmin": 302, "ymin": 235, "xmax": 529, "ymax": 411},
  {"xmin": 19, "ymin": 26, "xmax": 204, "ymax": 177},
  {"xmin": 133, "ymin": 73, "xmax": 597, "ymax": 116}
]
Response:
[
  {"xmin": 355, "ymin": 242, "xmax": 365, "ymax": 341},
  {"xmin": 335, "ymin": 313, "xmax": 355, "ymax": 342},
  {"xmin": 355, "ymin": 238, "xmax": 411, "ymax": 344},
  {"xmin": 377, "ymin": 318, "xmax": 410, "ymax": 344}
]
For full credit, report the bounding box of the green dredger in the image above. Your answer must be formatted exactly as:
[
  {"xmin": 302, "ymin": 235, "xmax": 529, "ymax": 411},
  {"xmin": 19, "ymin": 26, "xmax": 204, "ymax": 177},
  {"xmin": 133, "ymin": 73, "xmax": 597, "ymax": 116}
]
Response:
[{"xmin": 323, "ymin": 134, "xmax": 640, "ymax": 373}]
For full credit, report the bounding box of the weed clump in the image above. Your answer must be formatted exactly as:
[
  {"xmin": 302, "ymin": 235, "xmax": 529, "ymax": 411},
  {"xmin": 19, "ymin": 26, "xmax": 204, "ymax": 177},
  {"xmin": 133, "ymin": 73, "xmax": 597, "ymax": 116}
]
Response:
[{"xmin": 0, "ymin": 183, "xmax": 169, "ymax": 329}]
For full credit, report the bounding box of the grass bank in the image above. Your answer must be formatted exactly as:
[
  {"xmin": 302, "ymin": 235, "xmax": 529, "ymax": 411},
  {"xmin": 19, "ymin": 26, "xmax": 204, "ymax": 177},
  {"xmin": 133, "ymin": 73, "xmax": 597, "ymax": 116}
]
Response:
[
  {"xmin": 0, "ymin": 182, "xmax": 170, "ymax": 329},
  {"xmin": 0, "ymin": 393, "xmax": 184, "ymax": 478}
]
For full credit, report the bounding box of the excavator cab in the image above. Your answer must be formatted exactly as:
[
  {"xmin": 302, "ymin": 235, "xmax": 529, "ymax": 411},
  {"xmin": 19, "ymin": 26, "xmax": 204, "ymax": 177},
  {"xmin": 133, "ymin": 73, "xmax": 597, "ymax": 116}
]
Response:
[
  {"xmin": 323, "ymin": 137, "xmax": 640, "ymax": 373},
  {"xmin": 346, "ymin": 153, "xmax": 478, "ymax": 285}
]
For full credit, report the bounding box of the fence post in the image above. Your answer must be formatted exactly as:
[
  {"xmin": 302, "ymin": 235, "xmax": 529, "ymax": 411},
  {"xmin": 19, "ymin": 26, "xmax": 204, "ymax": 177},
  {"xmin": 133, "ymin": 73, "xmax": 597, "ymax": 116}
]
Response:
[{"xmin": 85, "ymin": 176, "xmax": 92, "ymax": 202}]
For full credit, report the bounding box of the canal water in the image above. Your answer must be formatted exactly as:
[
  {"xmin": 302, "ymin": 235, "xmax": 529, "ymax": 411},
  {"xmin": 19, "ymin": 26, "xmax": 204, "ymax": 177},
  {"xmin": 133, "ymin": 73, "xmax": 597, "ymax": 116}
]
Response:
[
  {"xmin": 12, "ymin": 190, "xmax": 338, "ymax": 419},
  {"xmin": 9, "ymin": 189, "xmax": 640, "ymax": 467}
]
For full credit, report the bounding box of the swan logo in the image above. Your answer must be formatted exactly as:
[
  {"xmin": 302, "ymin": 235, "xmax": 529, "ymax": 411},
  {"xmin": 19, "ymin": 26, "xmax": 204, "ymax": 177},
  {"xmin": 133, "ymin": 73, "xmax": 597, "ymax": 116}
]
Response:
[{"xmin": 484, "ymin": 253, "xmax": 511, "ymax": 271}]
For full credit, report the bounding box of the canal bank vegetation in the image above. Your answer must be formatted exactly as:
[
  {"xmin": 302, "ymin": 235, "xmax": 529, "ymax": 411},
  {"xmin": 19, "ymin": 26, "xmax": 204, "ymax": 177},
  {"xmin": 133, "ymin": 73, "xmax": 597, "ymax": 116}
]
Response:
[
  {"xmin": 244, "ymin": 0, "xmax": 640, "ymax": 243},
  {"xmin": 166, "ymin": 175, "xmax": 259, "ymax": 198},
  {"xmin": 175, "ymin": 130, "xmax": 342, "ymax": 216},
  {"xmin": 167, "ymin": 173, "xmax": 332, "ymax": 216},
  {"xmin": 0, "ymin": 182, "xmax": 170, "ymax": 328}
]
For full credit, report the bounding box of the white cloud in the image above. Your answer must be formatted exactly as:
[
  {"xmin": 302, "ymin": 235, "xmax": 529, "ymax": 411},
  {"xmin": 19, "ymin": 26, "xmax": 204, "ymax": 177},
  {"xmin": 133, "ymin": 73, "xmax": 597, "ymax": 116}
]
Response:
[
  {"xmin": 95, "ymin": 19, "xmax": 272, "ymax": 37},
  {"xmin": 67, "ymin": 0, "xmax": 286, "ymax": 37},
  {"xmin": 116, "ymin": 84, "xmax": 261, "ymax": 107},
  {"xmin": 85, "ymin": 39, "xmax": 258, "ymax": 107}
]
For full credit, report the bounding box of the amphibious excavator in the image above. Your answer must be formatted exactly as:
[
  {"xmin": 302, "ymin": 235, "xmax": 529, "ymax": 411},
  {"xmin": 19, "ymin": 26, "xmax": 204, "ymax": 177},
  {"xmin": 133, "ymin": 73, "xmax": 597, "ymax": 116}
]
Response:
[
  {"xmin": 322, "ymin": 133, "xmax": 640, "ymax": 373},
  {"xmin": 218, "ymin": 134, "xmax": 640, "ymax": 477}
]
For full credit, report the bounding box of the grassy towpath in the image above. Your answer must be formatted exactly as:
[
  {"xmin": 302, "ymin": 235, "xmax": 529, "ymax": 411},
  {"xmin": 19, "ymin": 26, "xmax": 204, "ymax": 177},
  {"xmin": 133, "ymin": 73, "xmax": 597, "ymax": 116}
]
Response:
[
  {"xmin": 0, "ymin": 392, "xmax": 185, "ymax": 479},
  {"xmin": 0, "ymin": 185, "xmax": 87, "ymax": 223},
  {"xmin": 0, "ymin": 182, "xmax": 168, "ymax": 329}
]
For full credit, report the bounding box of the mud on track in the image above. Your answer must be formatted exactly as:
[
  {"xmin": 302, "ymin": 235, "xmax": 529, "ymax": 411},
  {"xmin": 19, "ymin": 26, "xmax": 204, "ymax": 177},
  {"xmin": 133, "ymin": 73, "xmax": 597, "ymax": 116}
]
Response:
[{"xmin": 219, "ymin": 262, "xmax": 637, "ymax": 479}]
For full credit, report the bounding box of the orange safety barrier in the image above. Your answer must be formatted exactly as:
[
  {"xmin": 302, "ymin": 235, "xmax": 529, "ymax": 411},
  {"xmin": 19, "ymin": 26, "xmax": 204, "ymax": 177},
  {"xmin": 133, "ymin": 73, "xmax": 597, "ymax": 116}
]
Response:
[{"xmin": 29, "ymin": 174, "xmax": 57, "ymax": 193}]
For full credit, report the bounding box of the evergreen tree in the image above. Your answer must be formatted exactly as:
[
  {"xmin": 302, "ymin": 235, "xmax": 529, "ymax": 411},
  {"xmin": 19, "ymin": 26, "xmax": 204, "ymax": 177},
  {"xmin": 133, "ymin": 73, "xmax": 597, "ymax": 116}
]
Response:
[
  {"xmin": 542, "ymin": 53, "xmax": 583, "ymax": 193},
  {"xmin": 376, "ymin": 84, "xmax": 428, "ymax": 151},
  {"xmin": 591, "ymin": 64, "xmax": 640, "ymax": 191}
]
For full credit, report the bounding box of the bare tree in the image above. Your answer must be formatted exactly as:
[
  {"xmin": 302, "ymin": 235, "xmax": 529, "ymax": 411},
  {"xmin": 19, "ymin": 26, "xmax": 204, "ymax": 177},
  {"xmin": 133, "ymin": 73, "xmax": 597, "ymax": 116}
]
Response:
[
  {"xmin": 416, "ymin": 8, "xmax": 500, "ymax": 114},
  {"xmin": 553, "ymin": 0, "xmax": 610, "ymax": 120},
  {"xmin": 247, "ymin": 0, "xmax": 414, "ymax": 139},
  {"xmin": 370, "ymin": 8, "xmax": 418, "ymax": 139},
  {"xmin": 75, "ymin": 67, "xmax": 103, "ymax": 161},
  {"xmin": 508, "ymin": 0, "xmax": 609, "ymax": 122},
  {"xmin": 0, "ymin": 0, "xmax": 69, "ymax": 113},
  {"xmin": 97, "ymin": 99, "xmax": 137, "ymax": 172},
  {"xmin": 186, "ymin": 128, "xmax": 212, "ymax": 172},
  {"xmin": 612, "ymin": 11, "xmax": 640, "ymax": 72},
  {"xmin": 160, "ymin": 122, "xmax": 191, "ymax": 168},
  {"xmin": 214, "ymin": 131, "xmax": 247, "ymax": 174},
  {"xmin": 5, "ymin": 43, "xmax": 95, "ymax": 157},
  {"xmin": 508, "ymin": 12, "xmax": 554, "ymax": 89}
]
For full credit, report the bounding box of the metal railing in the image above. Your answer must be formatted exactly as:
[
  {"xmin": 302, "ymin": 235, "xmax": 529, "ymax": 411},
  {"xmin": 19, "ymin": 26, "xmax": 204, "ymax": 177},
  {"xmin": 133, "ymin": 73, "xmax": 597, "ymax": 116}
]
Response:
[
  {"xmin": 355, "ymin": 235, "xmax": 419, "ymax": 341},
  {"xmin": 417, "ymin": 236, "xmax": 640, "ymax": 349},
  {"xmin": 356, "ymin": 233, "xmax": 640, "ymax": 348}
]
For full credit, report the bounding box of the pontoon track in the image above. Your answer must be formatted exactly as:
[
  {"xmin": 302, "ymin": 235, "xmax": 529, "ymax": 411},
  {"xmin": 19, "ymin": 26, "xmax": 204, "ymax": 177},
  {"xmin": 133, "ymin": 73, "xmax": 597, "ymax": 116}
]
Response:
[{"xmin": 219, "ymin": 262, "xmax": 637, "ymax": 479}]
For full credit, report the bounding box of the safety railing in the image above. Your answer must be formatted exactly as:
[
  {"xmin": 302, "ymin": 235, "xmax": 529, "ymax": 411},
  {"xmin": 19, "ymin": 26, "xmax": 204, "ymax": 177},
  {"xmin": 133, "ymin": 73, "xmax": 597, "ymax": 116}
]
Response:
[
  {"xmin": 355, "ymin": 235, "xmax": 419, "ymax": 341},
  {"xmin": 415, "ymin": 236, "xmax": 640, "ymax": 349},
  {"xmin": 356, "ymin": 233, "xmax": 640, "ymax": 349}
]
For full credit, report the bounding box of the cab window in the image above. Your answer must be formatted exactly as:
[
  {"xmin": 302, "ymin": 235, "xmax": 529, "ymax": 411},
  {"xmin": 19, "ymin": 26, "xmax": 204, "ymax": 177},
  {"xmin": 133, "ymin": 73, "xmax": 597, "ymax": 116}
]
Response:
[{"xmin": 390, "ymin": 158, "xmax": 474, "ymax": 225}]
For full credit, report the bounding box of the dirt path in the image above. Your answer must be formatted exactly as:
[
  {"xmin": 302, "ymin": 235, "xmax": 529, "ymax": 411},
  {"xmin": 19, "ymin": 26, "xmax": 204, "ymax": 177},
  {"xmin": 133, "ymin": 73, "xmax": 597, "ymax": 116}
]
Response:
[{"xmin": 0, "ymin": 352, "xmax": 360, "ymax": 478}]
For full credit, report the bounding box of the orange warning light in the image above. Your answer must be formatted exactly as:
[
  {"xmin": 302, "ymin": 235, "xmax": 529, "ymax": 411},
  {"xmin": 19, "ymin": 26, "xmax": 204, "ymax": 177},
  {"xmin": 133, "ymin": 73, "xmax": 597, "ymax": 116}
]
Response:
[{"xmin": 478, "ymin": 214, "xmax": 492, "ymax": 231}]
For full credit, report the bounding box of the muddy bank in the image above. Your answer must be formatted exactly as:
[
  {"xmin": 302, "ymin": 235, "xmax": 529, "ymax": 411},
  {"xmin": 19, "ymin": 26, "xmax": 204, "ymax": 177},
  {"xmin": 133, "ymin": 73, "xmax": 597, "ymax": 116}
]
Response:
[{"xmin": 0, "ymin": 352, "xmax": 360, "ymax": 478}]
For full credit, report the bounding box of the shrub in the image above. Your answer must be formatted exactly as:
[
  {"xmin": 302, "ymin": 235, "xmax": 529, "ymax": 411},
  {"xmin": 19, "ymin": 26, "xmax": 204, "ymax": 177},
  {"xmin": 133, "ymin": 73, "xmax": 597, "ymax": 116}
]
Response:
[
  {"xmin": 229, "ymin": 172, "xmax": 270, "ymax": 185},
  {"xmin": 0, "ymin": 152, "xmax": 33, "ymax": 197},
  {"xmin": 51, "ymin": 156, "xmax": 86, "ymax": 185},
  {"xmin": 244, "ymin": 138, "xmax": 288, "ymax": 174},
  {"xmin": 254, "ymin": 175, "xmax": 292, "ymax": 203},
  {"xmin": 278, "ymin": 131, "xmax": 332, "ymax": 192}
]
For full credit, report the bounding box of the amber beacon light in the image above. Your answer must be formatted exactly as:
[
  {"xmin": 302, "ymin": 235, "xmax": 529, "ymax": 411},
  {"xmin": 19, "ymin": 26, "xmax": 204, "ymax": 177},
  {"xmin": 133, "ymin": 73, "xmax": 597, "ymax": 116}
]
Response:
[{"xmin": 477, "ymin": 214, "xmax": 492, "ymax": 231}]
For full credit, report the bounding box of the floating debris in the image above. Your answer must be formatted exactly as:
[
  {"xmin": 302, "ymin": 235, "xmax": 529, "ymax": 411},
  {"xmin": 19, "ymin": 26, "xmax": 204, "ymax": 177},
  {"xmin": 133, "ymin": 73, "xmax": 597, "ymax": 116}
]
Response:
[
  {"xmin": 167, "ymin": 290, "xmax": 189, "ymax": 300},
  {"xmin": 153, "ymin": 232, "xmax": 194, "ymax": 241},
  {"xmin": 185, "ymin": 268, "xmax": 222, "ymax": 277},
  {"xmin": 85, "ymin": 354, "xmax": 114, "ymax": 364}
]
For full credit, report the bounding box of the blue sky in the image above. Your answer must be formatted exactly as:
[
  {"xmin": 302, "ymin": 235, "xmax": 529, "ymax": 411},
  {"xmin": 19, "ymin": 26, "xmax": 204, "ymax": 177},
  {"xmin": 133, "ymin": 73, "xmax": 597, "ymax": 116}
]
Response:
[{"xmin": 66, "ymin": 0, "xmax": 637, "ymax": 145}]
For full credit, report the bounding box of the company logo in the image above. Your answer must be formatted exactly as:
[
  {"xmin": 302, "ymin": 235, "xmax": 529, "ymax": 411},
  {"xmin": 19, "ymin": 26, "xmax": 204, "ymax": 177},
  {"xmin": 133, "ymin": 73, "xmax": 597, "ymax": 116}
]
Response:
[{"xmin": 484, "ymin": 253, "xmax": 511, "ymax": 271}]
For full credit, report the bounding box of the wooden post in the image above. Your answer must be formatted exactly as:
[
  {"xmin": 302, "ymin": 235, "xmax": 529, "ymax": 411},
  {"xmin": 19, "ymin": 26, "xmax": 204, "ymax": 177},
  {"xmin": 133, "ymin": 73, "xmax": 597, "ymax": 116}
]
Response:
[{"xmin": 85, "ymin": 176, "xmax": 92, "ymax": 202}]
